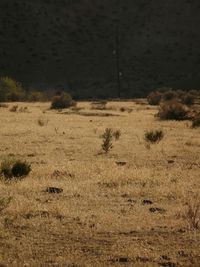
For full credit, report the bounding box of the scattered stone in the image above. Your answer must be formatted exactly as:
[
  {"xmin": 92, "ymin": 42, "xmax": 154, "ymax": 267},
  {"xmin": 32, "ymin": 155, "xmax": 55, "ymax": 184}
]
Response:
[
  {"xmin": 160, "ymin": 262, "xmax": 177, "ymax": 267},
  {"xmin": 116, "ymin": 161, "xmax": 127, "ymax": 166},
  {"xmin": 46, "ymin": 187, "xmax": 63, "ymax": 194},
  {"xmin": 161, "ymin": 255, "xmax": 171, "ymax": 261},
  {"xmin": 167, "ymin": 160, "xmax": 175, "ymax": 164},
  {"xmin": 127, "ymin": 198, "xmax": 136, "ymax": 203},
  {"xmin": 149, "ymin": 207, "xmax": 166, "ymax": 214},
  {"xmin": 142, "ymin": 199, "xmax": 153, "ymax": 205},
  {"xmin": 111, "ymin": 257, "xmax": 130, "ymax": 263}
]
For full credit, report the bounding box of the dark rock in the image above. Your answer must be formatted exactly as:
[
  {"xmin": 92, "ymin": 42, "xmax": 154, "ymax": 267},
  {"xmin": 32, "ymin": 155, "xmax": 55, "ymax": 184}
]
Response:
[
  {"xmin": 142, "ymin": 199, "xmax": 153, "ymax": 205},
  {"xmin": 149, "ymin": 207, "xmax": 166, "ymax": 214},
  {"xmin": 116, "ymin": 161, "xmax": 127, "ymax": 166},
  {"xmin": 160, "ymin": 262, "xmax": 177, "ymax": 267},
  {"xmin": 46, "ymin": 187, "xmax": 63, "ymax": 194}
]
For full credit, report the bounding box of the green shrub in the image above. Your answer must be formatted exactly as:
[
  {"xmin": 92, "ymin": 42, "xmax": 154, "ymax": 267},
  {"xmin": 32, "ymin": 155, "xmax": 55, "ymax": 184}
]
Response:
[
  {"xmin": 0, "ymin": 77, "xmax": 24, "ymax": 102},
  {"xmin": 192, "ymin": 116, "xmax": 200, "ymax": 128},
  {"xmin": 145, "ymin": 130, "xmax": 164, "ymax": 144},
  {"xmin": 158, "ymin": 101, "xmax": 188, "ymax": 120},
  {"xmin": 147, "ymin": 91, "xmax": 162, "ymax": 105},
  {"xmin": 0, "ymin": 159, "xmax": 31, "ymax": 180},
  {"xmin": 51, "ymin": 92, "xmax": 76, "ymax": 109}
]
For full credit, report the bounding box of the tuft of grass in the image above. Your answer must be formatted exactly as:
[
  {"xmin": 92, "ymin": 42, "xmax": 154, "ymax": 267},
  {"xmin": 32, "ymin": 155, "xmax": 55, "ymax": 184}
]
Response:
[
  {"xmin": 113, "ymin": 130, "xmax": 121, "ymax": 141},
  {"xmin": 144, "ymin": 129, "xmax": 164, "ymax": 144},
  {"xmin": 0, "ymin": 159, "xmax": 31, "ymax": 180},
  {"xmin": 184, "ymin": 199, "xmax": 200, "ymax": 230}
]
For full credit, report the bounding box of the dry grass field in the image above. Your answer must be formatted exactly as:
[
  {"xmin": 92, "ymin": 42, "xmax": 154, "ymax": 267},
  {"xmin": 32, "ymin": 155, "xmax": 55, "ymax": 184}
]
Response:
[{"xmin": 0, "ymin": 101, "xmax": 199, "ymax": 267}]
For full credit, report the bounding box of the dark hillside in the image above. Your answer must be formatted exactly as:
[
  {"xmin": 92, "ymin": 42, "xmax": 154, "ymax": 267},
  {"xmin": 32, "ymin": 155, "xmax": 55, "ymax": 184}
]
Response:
[{"xmin": 0, "ymin": 0, "xmax": 200, "ymax": 98}]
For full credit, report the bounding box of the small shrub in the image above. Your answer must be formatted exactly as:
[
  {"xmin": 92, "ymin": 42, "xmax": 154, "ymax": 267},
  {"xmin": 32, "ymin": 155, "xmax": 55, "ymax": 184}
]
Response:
[
  {"xmin": 158, "ymin": 101, "xmax": 188, "ymax": 120},
  {"xmin": 12, "ymin": 161, "xmax": 31, "ymax": 178},
  {"xmin": 0, "ymin": 159, "xmax": 31, "ymax": 179},
  {"xmin": 101, "ymin": 128, "xmax": 113, "ymax": 153},
  {"xmin": 1, "ymin": 160, "xmax": 13, "ymax": 178},
  {"xmin": 19, "ymin": 106, "xmax": 28, "ymax": 113},
  {"xmin": 51, "ymin": 92, "xmax": 76, "ymax": 109},
  {"xmin": 0, "ymin": 77, "xmax": 24, "ymax": 102},
  {"xmin": 181, "ymin": 94, "xmax": 194, "ymax": 106},
  {"xmin": 162, "ymin": 90, "xmax": 177, "ymax": 101},
  {"xmin": 9, "ymin": 105, "xmax": 18, "ymax": 112},
  {"xmin": 37, "ymin": 117, "xmax": 49, "ymax": 127},
  {"xmin": 192, "ymin": 116, "xmax": 200, "ymax": 128},
  {"xmin": 147, "ymin": 91, "xmax": 162, "ymax": 105},
  {"xmin": 0, "ymin": 103, "xmax": 8, "ymax": 108},
  {"xmin": 145, "ymin": 130, "xmax": 164, "ymax": 144}
]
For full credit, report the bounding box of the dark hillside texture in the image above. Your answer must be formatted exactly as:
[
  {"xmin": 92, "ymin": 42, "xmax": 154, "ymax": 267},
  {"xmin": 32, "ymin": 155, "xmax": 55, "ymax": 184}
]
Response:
[{"xmin": 0, "ymin": 0, "xmax": 200, "ymax": 98}]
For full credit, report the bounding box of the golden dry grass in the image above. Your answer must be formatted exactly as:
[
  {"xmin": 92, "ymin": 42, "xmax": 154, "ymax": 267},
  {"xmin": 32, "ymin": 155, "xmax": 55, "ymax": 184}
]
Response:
[{"xmin": 0, "ymin": 101, "xmax": 199, "ymax": 267}]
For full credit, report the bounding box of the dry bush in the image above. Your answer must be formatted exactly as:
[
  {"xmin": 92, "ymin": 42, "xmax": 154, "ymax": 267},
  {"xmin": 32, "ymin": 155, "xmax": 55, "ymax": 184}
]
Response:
[
  {"xmin": 19, "ymin": 107, "xmax": 28, "ymax": 113},
  {"xmin": 9, "ymin": 105, "xmax": 18, "ymax": 112},
  {"xmin": 101, "ymin": 128, "xmax": 113, "ymax": 153},
  {"xmin": 37, "ymin": 117, "xmax": 49, "ymax": 127},
  {"xmin": 181, "ymin": 93, "xmax": 195, "ymax": 106},
  {"xmin": 157, "ymin": 101, "xmax": 188, "ymax": 120},
  {"xmin": 144, "ymin": 129, "xmax": 164, "ymax": 144},
  {"xmin": 0, "ymin": 159, "xmax": 31, "ymax": 180},
  {"xmin": 51, "ymin": 92, "xmax": 76, "ymax": 109},
  {"xmin": 162, "ymin": 90, "xmax": 177, "ymax": 101},
  {"xmin": 192, "ymin": 116, "xmax": 200, "ymax": 128},
  {"xmin": 113, "ymin": 130, "xmax": 121, "ymax": 141},
  {"xmin": 147, "ymin": 91, "xmax": 162, "ymax": 105},
  {"xmin": 0, "ymin": 103, "xmax": 8, "ymax": 108}
]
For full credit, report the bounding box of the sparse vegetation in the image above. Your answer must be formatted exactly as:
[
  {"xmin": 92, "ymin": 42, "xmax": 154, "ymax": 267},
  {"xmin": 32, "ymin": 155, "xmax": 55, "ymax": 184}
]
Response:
[
  {"xmin": 0, "ymin": 100, "xmax": 199, "ymax": 266},
  {"xmin": 51, "ymin": 92, "xmax": 76, "ymax": 109}
]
